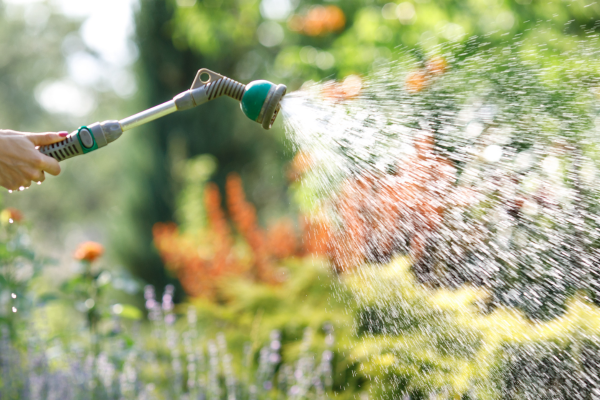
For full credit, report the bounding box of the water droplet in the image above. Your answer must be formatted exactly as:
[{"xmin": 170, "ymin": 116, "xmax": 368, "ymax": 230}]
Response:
[
  {"xmin": 12, "ymin": 307, "xmax": 17, "ymax": 313},
  {"xmin": 542, "ymin": 156, "xmax": 560, "ymax": 174},
  {"xmin": 19, "ymin": 186, "xmax": 25, "ymax": 191},
  {"xmin": 37, "ymin": 181, "xmax": 42, "ymax": 185},
  {"xmin": 7, "ymin": 190, "xmax": 12, "ymax": 193},
  {"xmin": 9, "ymin": 218, "xmax": 14, "ymax": 224},
  {"xmin": 483, "ymin": 145, "xmax": 503, "ymax": 162},
  {"xmin": 278, "ymin": 43, "xmax": 600, "ymax": 395},
  {"xmin": 523, "ymin": 203, "xmax": 538, "ymax": 217},
  {"xmin": 11, "ymin": 293, "xmax": 16, "ymax": 299}
]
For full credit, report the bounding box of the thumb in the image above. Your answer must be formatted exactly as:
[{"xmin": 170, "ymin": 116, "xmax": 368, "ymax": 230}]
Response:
[{"xmin": 26, "ymin": 131, "xmax": 69, "ymax": 147}]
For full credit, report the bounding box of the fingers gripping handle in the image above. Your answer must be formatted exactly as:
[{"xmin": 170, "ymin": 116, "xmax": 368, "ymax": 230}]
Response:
[
  {"xmin": 39, "ymin": 121, "xmax": 123, "ymax": 162},
  {"xmin": 39, "ymin": 129, "xmax": 86, "ymax": 162}
]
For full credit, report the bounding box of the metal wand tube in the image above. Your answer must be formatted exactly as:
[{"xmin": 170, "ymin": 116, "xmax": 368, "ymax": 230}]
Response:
[{"xmin": 119, "ymin": 100, "xmax": 178, "ymax": 132}]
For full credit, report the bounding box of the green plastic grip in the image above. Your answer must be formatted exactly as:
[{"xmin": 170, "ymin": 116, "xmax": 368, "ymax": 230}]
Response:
[{"xmin": 75, "ymin": 126, "xmax": 99, "ymax": 154}]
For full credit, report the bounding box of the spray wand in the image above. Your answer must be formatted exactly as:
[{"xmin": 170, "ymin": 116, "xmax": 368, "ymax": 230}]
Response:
[{"xmin": 39, "ymin": 69, "xmax": 287, "ymax": 162}]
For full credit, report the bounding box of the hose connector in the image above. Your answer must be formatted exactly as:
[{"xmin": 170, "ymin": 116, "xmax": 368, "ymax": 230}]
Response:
[{"xmin": 175, "ymin": 69, "xmax": 287, "ymax": 130}]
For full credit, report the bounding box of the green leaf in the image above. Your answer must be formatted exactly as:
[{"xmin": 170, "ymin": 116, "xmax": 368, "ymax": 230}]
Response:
[{"xmin": 117, "ymin": 304, "xmax": 143, "ymax": 320}]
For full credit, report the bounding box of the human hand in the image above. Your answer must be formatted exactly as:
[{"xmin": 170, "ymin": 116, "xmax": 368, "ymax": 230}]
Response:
[{"xmin": 0, "ymin": 129, "xmax": 68, "ymax": 191}]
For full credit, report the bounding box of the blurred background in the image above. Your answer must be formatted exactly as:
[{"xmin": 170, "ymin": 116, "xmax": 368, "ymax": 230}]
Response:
[
  {"xmin": 5, "ymin": 0, "xmax": 600, "ymax": 291},
  {"xmin": 3, "ymin": 0, "xmax": 600, "ymax": 398}
]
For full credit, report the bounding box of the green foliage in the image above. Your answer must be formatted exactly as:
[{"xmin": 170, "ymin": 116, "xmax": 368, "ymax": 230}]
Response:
[
  {"xmin": 348, "ymin": 257, "xmax": 600, "ymax": 398},
  {"xmin": 0, "ymin": 212, "xmax": 44, "ymax": 338},
  {"xmin": 185, "ymin": 257, "xmax": 368, "ymax": 396},
  {"xmin": 494, "ymin": 339, "xmax": 600, "ymax": 398},
  {"xmin": 0, "ymin": 217, "xmax": 365, "ymax": 399},
  {"xmin": 176, "ymin": 154, "xmax": 218, "ymax": 232},
  {"xmin": 6, "ymin": 204, "xmax": 600, "ymax": 398},
  {"xmin": 51, "ymin": 257, "xmax": 143, "ymax": 356},
  {"xmin": 170, "ymin": 0, "xmax": 600, "ymax": 81}
]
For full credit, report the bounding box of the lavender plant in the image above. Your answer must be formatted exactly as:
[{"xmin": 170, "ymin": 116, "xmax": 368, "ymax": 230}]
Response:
[
  {"xmin": 0, "ymin": 208, "xmax": 332, "ymax": 399},
  {"xmin": 1, "ymin": 280, "xmax": 337, "ymax": 400}
]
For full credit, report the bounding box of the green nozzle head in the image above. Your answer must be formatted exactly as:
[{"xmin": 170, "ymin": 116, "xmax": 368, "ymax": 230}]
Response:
[{"xmin": 241, "ymin": 80, "xmax": 287, "ymax": 130}]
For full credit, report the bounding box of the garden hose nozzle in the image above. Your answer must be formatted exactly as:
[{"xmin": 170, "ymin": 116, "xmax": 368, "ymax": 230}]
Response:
[{"xmin": 39, "ymin": 68, "xmax": 287, "ymax": 162}]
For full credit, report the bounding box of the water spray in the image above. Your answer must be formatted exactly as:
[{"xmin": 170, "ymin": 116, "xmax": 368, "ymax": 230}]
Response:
[{"xmin": 39, "ymin": 69, "xmax": 287, "ymax": 162}]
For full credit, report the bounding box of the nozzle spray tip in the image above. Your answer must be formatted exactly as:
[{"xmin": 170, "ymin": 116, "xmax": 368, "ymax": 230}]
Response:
[{"xmin": 241, "ymin": 80, "xmax": 287, "ymax": 129}]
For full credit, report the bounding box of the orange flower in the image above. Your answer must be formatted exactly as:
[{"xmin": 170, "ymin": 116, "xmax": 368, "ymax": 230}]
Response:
[
  {"xmin": 1, "ymin": 208, "xmax": 23, "ymax": 224},
  {"xmin": 266, "ymin": 219, "xmax": 297, "ymax": 259},
  {"xmin": 290, "ymin": 5, "xmax": 346, "ymax": 37},
  {"xmin": 303, "ymin": 6, "xmax": 327, "ymax": 36},
  {"xmin": 340, "ymin": 75, "xmax": 363, "ymax": 99},
  {"xmin": 322, "ymin": 75, "xmax": 363, "ymax": 102},
  {"xmin": 321, "ymin": 5, "xmax": 346, "ymax": 32},
  {"xmin": 328, "ymin": 133, "xmax": 459, "ymax": 272},
  {"xmin": 226, "ymin": 173, "xmax": 274, "ymax": 283},
  {"xmin": 321, "ymin": 81, "xmax": 342, "ymax": 100},
  {"xmin": 204, "ymin": 182, "xmax": 234, "ymax": 273},
  {"xmin": 153, "ymin": 222, "xmax": 230, "ymax": 299},
  {"xmin": 287, "ymin": 151, "xmax": 314, "ymax": 182},
  {"xmin": 426, "ymin": 56, "xmax": 448, "ymax": 75},
  {"xmin": 300, "ymin": 217, "xmax": 331, "ymax": 257},
  {"xmin": 74, "ymin": 242, "xmax": 104, "ymax": 263},
  {"xmin": 405, "ymin": 70, "xmax": 428, "ymax": 93}
]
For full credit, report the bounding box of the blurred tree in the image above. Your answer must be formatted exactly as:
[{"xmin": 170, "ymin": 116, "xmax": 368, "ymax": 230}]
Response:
[{"xmin": 122, "ymin": 0, "xmax": 293, "ymax": 288}]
